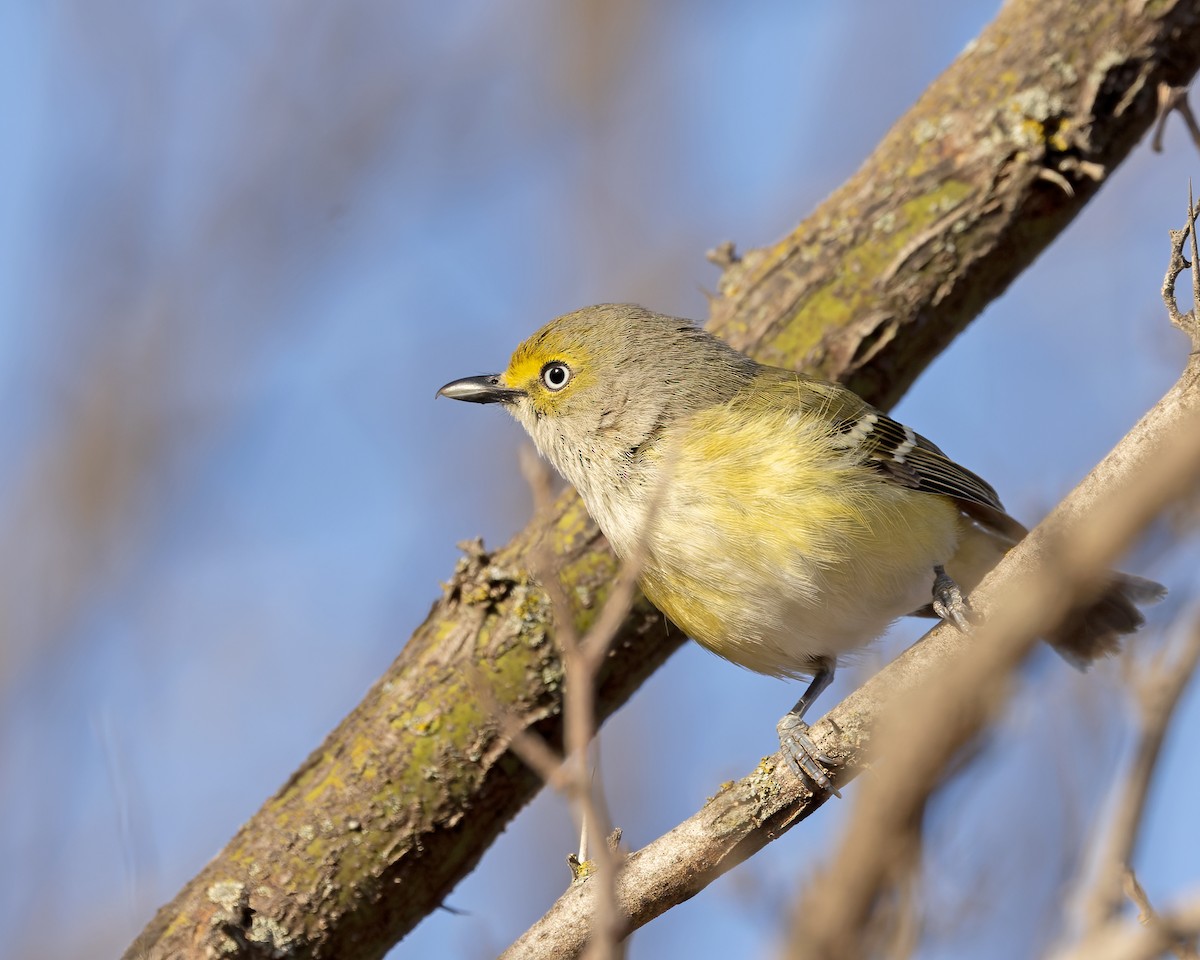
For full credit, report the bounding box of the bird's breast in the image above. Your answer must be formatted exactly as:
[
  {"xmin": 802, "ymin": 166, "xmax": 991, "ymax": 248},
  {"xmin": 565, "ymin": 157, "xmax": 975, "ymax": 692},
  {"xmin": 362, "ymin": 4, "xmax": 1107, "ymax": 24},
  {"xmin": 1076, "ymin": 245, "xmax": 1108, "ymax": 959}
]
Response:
[{"xmin": 574, "ymin": 408, "xmax": 963, "ymax": 677}]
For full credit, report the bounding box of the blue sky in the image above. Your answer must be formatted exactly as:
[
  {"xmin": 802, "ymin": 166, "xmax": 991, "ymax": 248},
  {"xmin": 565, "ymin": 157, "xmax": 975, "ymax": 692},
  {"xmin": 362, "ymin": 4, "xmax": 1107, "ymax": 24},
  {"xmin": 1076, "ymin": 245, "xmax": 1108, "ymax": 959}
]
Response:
[{"xmin": 1, "ymin": 3, "xmax": 1197, "ymax": 958}]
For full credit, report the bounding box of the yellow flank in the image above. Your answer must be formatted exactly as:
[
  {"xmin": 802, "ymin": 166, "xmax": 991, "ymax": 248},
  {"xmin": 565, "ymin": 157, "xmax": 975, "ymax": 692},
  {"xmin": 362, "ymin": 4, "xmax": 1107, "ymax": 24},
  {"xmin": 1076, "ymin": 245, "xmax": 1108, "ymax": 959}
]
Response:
[{"xmin": 637, "ymin": 398, "xmax": 961, "ymax": 677}]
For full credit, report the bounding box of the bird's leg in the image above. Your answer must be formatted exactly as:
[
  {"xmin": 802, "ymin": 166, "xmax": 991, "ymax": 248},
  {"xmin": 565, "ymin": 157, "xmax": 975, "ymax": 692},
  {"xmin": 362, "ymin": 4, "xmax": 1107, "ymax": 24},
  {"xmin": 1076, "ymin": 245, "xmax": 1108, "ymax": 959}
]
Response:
[
  {"xmin": 931, "ymin": 564, "xmax": 973, "ymax": 631},
  {"xmin": 776, "ymin": 658, "xmax": 839, "ymax": 794}
]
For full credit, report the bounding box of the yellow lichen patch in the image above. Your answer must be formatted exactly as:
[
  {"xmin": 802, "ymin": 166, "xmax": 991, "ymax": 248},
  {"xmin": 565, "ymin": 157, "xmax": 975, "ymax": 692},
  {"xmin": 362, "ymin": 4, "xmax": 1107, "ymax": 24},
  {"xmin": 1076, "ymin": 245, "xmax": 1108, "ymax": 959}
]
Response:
[
  {"xmin": 556, "ymin": 552, "xmax": 646, "ymax": 642},
  {"xmin": 765, "ymin": 282, "xmax": 856, "ymax": 363},
  {"xmin": 303, "ymin": 764, "xmax": 347, "ymax": 806},
  {"xmin": 458, "ymin": 581, "xmax": 493, "ymax": 606},
  {"xmin": 429, "ymin": 615, "xmax": 460, "ymax": 646},
  {"xmin": 1046, "ymin": 116, "xmax": 1071, "ymax": 153},
  {"xmin": 898, "ymin": 180, "xmax": 971, "ymax": 234},
  {"xmin": 401, "ymin": 698, "xmax": 445, "ymax": 737},
  {"xmin": 303, "ymin": 834, "xmax": 327, "ymax": 860},
  {"xmin": 488, "ymin": 633, "xmax": 553, "ymax": 703},
  {"xmin": 162, "ymin": 907, "xmax": 195, "ymax": 939},
  {"xmin": 510, "ymin": 582, "xmax": 549, "ymax": 631},
  {"xmin": 350, "ymin": 735, "xmax": 379, "ymax": 780},
  {"xmin": 547, "ymin": 497, "xmax": 596, "ymax": 554},
  {"xmin": 706, "ymin": 780, "xmax": 738, "ymax": 803},
  {"xmin": 756, "ymin": 178, "xmax": 974, "ymax": 366},
  {"xmin": 224, "ymin": 842, "xmax": 258, "ymax": 869},
  {"xmin": 568, "ymin": 854, "xmax": 595, "ymax": 882},
  {"xmin": 1020, "ymin": 118, "xmax": 1047, "ymax": 148}
]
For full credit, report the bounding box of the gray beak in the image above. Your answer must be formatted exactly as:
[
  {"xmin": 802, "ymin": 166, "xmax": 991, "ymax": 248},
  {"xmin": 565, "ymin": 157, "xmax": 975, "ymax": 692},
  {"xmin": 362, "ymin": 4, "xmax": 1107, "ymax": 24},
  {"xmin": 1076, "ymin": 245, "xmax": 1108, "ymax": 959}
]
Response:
[{"xmin": 436, "ymin": 374, "xmax": 524, "ymax": 404}]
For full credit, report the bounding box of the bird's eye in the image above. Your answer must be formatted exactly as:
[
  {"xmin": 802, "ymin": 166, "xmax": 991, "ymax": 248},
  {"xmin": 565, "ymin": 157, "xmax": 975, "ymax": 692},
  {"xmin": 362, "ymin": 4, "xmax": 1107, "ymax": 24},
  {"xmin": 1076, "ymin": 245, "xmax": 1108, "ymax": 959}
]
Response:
[{"xmin": 541, "ymin": 361, "xmax": 571, "ymax": 391}]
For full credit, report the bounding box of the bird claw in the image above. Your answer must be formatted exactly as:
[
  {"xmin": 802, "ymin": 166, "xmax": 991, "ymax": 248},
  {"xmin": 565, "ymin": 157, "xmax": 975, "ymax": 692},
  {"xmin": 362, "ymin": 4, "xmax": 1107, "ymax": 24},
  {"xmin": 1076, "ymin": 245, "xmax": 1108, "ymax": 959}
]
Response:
[
  {"xmin": 932, "ymin": 566, "xmax": 974, "ymax": 632},
  {"xmin": 776, "ymin": 713, "xmax": 840, "ymax": 797}
]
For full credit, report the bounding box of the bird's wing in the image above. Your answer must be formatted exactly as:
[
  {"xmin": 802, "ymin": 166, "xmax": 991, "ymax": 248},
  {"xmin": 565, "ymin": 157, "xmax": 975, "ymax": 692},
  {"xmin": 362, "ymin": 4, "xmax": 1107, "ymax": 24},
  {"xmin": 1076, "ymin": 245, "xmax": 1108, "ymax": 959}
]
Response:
[{"xmin": 758, "ymin": 369, "xmax": 1028, "ymax": 542}]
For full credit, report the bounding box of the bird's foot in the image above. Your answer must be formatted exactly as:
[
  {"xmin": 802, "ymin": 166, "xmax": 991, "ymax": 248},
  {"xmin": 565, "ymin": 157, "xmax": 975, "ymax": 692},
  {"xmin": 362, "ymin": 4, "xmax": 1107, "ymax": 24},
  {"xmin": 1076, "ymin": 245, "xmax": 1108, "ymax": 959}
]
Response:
[
  {"xmin": 776, "ymin": 713, "xmax": 839, "ymax": 797},
  {"xmin": 932, "ymin": 565, "xmax": 974, "ymax": 632}
]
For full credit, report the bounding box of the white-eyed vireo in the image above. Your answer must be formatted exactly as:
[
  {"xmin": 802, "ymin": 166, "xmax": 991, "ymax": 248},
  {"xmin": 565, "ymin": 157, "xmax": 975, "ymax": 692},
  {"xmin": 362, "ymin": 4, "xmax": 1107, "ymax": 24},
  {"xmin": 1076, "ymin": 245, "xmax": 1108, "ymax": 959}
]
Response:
[{"xmin": 438, "ymin": 304, "xmax": 1164, "ymax": 787}]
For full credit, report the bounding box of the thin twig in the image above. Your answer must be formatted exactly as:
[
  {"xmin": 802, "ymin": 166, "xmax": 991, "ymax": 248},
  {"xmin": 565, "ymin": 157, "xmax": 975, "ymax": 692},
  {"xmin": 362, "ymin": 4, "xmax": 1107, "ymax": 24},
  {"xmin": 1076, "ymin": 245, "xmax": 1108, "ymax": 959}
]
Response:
[
  {"xmin": 519, "ymin": 444, "xmax": 559, "ymax": 519},
  {"xmin": 516, "ymin": 445, "xmax": 675, "ymax": 960},
  {"xmin": 1124, "ymin": 869, "xmax": 1200, "ymax": 960},
  {"xmin": 1162, "ymin": 188, "xmax": 1200, "ymax": 337},
  {"xmin": 524, "ymin": 534, "xmax": 622, "ymax": 960},
  {"xmin": 1078, "ymin": 618, "xmax": 1200, "ymax": 933},
  {"xmin": 1048, "ymin": 891, "xmax": 1200, "ymax": 960},
  {"xmin": 1152, "ymin": 83, "xmax": 1200, "ymax": 154},
  {"xmin": 463, "ymin": 661, "xmax": 569, "ymax": 789}
]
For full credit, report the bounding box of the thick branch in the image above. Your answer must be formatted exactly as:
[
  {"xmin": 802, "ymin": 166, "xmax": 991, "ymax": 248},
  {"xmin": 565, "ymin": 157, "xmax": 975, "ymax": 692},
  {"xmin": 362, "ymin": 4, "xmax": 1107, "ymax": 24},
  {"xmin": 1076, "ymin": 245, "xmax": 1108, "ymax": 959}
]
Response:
[{"xmin": 125, "ymin": 2, "xmax": 1200, "ymax": 958}]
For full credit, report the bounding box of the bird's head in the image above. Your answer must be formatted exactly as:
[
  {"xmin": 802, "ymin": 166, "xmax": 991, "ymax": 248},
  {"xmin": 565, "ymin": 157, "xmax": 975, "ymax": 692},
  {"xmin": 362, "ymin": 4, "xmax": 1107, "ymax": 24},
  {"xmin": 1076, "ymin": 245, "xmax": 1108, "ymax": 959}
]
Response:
[{"xmin": 437, "ymin": 303, "xmax": 756, "ymax": 493}]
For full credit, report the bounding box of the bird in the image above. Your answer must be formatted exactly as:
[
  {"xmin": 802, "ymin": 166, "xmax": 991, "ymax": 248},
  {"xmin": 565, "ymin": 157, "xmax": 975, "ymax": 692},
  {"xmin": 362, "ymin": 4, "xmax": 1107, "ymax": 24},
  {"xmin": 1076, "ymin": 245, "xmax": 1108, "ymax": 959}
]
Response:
[{"xmin": 437, "ymin": 303, "xmax": 1164, "ymax": 788}]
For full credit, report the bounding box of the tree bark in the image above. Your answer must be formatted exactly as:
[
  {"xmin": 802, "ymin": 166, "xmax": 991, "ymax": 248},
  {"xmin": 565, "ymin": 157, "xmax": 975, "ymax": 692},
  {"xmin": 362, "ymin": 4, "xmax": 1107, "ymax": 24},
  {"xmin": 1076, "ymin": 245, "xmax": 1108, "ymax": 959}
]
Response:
[{"xmin": 124, "ymin": 2, "xmax": 1200, "ymax": 958}]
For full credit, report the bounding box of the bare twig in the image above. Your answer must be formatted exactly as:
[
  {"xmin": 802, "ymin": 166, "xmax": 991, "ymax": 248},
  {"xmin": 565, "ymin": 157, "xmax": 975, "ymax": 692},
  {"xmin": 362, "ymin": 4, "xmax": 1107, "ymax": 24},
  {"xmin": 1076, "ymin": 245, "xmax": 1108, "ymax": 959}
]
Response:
[
  {"xmin": 524, "ymin": 528, "xmax": 623, "ymax": 960},
  {"xmin": 1123, "ymin": 869, "xmax": 1200, "ymax": 960},
  {"xmin": 512, "ymin": 445, "xmax": 676, "ymax": 960},
  {"xmin": 1048, "ymin": 891, "xmax": 1200, "ymax": 960},
  {"xmin": 1152, "ymin": 83, "xmax": 1200, "ymax": 154},
  {"xmin": 1162, "ymin": 188, "xmax": 1200, "ymax": 337},
  {"xmin": 519, "ymin": 445, "xmax": 559, "ymax": 519},
  {"xmin": 1078, "ymin": 618, "xmax": 1200, "ymax": 932}
]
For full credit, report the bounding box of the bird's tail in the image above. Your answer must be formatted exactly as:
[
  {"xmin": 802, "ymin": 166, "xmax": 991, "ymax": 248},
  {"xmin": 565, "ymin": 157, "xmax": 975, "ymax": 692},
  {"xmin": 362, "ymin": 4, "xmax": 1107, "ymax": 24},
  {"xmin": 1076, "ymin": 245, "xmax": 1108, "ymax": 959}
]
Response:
[
  {"xmin": 1049, "ymin": 572, "xmax": 1167, "ymax": 667},
  {"xmin": 952, "ymin": 511, "xmax": 1166, "ymax": 666}
]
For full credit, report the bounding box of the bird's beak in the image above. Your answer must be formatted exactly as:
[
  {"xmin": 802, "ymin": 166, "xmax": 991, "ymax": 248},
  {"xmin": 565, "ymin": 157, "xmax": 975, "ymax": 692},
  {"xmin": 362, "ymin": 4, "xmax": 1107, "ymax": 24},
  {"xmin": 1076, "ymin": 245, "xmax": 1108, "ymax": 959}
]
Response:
[{"xmin": 435, "ymin": 374, "xmax": 524, "ymax": 404}]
